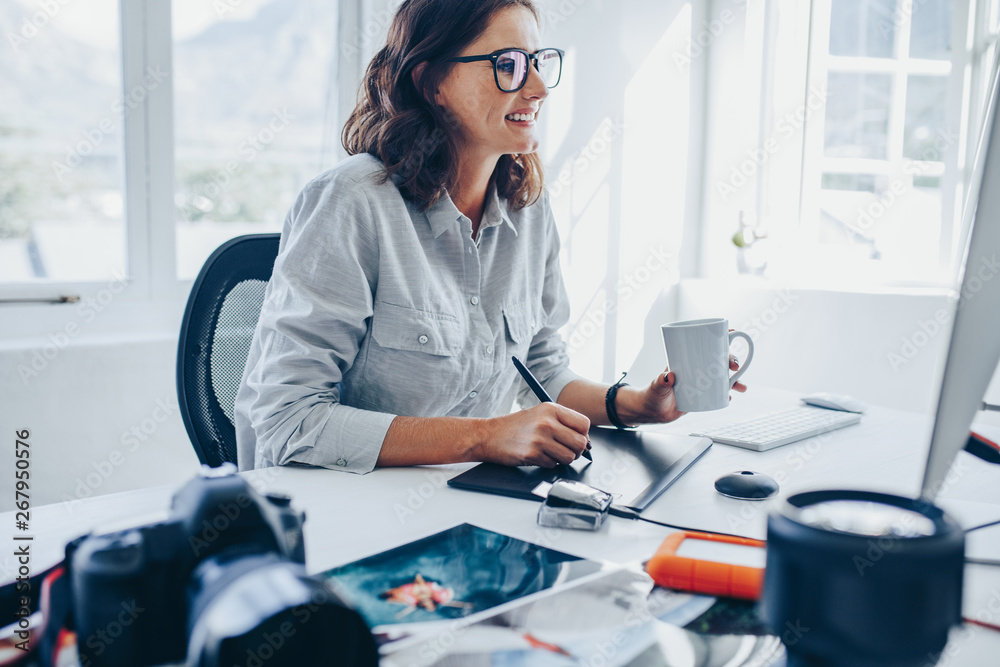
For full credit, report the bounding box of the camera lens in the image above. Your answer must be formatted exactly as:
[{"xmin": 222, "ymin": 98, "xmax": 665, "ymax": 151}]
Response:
[
  {"xmin": 762, "ymin": 490, "xmax": 964, "ymax": 667},
  {"xmin": 186, "ymin": 552, "xmax": 378, "ymax": 667}
]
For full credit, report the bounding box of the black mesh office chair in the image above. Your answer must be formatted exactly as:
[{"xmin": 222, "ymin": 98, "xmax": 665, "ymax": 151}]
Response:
[{"xmin": 177, "ymin": 234, "xmax": 280, "ymax": 467}]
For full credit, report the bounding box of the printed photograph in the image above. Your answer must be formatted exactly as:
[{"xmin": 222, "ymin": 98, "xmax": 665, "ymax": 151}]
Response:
[{"xmin": 321, "ymin": 523, "xmax": 606, "ymax": 629}]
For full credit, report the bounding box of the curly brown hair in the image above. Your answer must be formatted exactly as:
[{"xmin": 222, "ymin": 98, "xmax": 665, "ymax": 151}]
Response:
[{"xmin": 342, "ymin": 0, "xmax": 545, "ymax": 211}]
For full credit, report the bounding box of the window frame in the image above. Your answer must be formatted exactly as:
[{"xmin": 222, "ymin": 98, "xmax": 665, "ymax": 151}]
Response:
[
  {"xmin": 798, "ymin": 0, "xmax": 970, "ymax": 281},
  {"xmin": 0, "ymin": 0, "xmax": 368, "ymax": 337},
  {"xmin": 0, "ymin": 0, "xmax": 160, "ymax": 305},
  {"xmin": 958, "ymin": 0, "xmax": 1000, "ymax": 252},
  {"xmin": 700, "ymin": 0, "xmax": 986, "ymax": 288}
]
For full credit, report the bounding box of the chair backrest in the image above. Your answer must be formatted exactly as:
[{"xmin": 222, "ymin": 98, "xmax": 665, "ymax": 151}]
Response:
[{"xmin": 177, "ymin": 234, "xmax": 280, "ymax": 467}]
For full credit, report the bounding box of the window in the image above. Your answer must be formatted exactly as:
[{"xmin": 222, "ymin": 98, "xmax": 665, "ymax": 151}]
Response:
[
  {"xmin": 172, "ymin": 0, "xmax": 340, "ymax": 279},
  {"xmin": 801, "ymin": 0, "xmax": 960, "ymax": 285},
  {"xmin": 969, "ymin": 0, "xmax": 1000, "ymax": 162},
  {"xmin": 0, "ymin": 0, "xmax": 350, "ymax": 310},
  {"xmin": 0, "ymin": 0, "xmax": 126, "ymax": 283},
  {"xmin": 710, "ymin": 0, "xmax": 995, "ymax": 288}
]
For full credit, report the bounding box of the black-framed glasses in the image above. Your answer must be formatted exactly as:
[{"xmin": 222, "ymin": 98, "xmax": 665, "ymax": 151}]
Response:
[{"xmin": 449, "ymin": 48, "xmax": 564, "ymax": 93}]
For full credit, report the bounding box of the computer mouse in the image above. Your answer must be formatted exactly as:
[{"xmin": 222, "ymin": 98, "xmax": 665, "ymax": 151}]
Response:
[
  {"xmin": 714, "ymin": 470, "xmax": 779, "ymax": 501},
  {"xmin": 801, "ymin": 392, "xmax": 868, "ymax": 413}
]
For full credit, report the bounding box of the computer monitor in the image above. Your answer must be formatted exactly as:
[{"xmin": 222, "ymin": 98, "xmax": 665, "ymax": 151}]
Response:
[{"xmin": 921, "ymin": 46, "xmax": 1000, "ymax": 499}]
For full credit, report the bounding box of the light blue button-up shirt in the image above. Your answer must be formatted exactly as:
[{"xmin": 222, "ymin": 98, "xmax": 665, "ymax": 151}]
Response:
[{"xmin": 234, "ymin": 154, "xmax": 580, "ymax": 473}]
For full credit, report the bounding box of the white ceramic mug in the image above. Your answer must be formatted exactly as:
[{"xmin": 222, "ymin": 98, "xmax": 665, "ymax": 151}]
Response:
[{"xmin": 661, "ymin": 318, "xmax": 754, "ymax": 412}]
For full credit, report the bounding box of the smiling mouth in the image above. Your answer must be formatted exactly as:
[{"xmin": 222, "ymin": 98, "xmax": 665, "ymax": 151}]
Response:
[{"xmin": 505, "ymin": 112, "xmax": 536, "ymax": 123}]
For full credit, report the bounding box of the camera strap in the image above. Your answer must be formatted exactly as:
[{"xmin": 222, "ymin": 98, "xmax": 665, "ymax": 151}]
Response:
[
  {"xmin": 0, "ymin": 539, "xmax": 85, "ymax": 666},
  {"xmin": 967, "ymin": 430, "xmax": 1000, "ymax": 464}
]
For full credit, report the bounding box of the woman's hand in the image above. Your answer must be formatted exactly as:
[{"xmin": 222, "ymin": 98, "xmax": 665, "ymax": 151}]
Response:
[
  {"xmin": 730, "ymin": 354, "xmax": 748, "ymax": 394},
  {"xmin": 619, "ymin": 355, "xmax": 747, "ymax": 426},
  {"xmin": 477, "ymin": 403, "xmax": 590, "ymax": 468},
  {"xmin": 617, "ymin": 371, "xmax": 685, "ymax": 425}
]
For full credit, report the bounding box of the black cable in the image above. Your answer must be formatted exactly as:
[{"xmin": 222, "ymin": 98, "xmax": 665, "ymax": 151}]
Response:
[
  {"xmin": 609, "ymin": 505, "xmax": 759, "ymax": 541},
  {"xmin": 612, "ymin": 507, "xmax": 1000, "ymax": 539},
  {"xmin": 612, "ymin": 507, "xmax": 1000, "ymax": 559},
  {"xmin": 965, "ymin": 518, "xmax": 1000, "ymax": 533}
]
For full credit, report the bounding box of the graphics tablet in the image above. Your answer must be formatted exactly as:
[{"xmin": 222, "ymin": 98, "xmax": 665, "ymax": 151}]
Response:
[{"xmin": 447, "ymin": 427, "xmax": 712, "ymax": 511}]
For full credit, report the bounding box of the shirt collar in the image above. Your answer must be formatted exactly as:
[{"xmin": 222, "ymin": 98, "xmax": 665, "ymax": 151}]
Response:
[
  {"xmin": 424, "ymin": 191, "xmax": 463, "ymax": 239},
  {"xmin": 482, "ymin": 182, "xmax": 517, "ymax": 237},
  {"xmin": 424, "ymin": 182, "xmax": 517, "ymax": 239}
]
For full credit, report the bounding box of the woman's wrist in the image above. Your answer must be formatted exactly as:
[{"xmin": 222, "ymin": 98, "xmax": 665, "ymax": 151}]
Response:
[
  {"xmin": 380, "ymin": 415, "xmax": 491, "ymax": 466},
  {"xmin": 613, "ymin": 386, "xmax": 647, "ymax": 426},
  {"xmin": 465, "ymin": 417, "xmax": 493, "ymax": 463}
]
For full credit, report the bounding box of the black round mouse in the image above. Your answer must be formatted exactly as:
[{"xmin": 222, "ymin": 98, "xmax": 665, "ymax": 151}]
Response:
[{"xmin": 714, "ymin": 470, "xmax": 779, "ymax": 500}]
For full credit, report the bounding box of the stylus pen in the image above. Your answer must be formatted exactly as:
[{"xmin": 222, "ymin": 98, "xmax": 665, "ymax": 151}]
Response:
[{"xmin": 511, "ymin": 356, "xmax": 593, "ymax": 461}]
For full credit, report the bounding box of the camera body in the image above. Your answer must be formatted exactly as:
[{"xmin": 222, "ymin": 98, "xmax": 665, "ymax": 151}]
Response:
[{"xmin": 69, "ymin": 469, "xmax": 373, "ymax": 666}]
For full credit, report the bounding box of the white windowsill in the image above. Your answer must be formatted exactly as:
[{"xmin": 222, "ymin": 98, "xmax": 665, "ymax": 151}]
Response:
[{"xmin": 0, "ymin": 290, "xmax": 190, "ymax": 348}]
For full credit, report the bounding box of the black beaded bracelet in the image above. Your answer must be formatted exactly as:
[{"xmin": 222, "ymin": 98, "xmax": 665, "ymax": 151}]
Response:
[{"xmin": 605, "ymin": 371, "xmax": 634, "ymax": 430}]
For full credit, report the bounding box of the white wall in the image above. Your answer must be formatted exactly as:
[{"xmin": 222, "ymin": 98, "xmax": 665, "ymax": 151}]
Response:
[
  {"xmin": 629, "ymin": 279, "xmax": 1000, "ymax": 423},
  {"xmin": 1, "ymin": 331, "xmax": 200, "ymax": 511},
  {"xmin": 538, "ymin": 0, "xmax": 702, "ymax": 382}
]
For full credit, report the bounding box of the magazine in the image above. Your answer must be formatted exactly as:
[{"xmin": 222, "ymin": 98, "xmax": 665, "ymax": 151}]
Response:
[
  {"xmin": 379, "ymin": 566, "xmax": 783, "ymax": 667},
  {"xmin": 319, "ymin": 523, "xmax": 612, "ymax": 646},
  {"xmin": 320, "ymin": 523, "xmax": 784, "ymax": 666}
]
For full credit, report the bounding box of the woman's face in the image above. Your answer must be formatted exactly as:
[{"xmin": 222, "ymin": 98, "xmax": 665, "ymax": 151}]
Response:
[{"xmin": 434, "ymin": 6, "xmax": 550, "ymax": 167}]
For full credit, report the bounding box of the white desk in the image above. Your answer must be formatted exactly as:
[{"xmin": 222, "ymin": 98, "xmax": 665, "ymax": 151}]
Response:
[{"xmin": 4, "ymin": 387, "xmax": 1000, "ymax": 664}]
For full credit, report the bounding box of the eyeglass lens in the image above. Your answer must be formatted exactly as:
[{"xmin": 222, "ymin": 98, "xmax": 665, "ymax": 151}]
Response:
[{"xmin": 496, "ymin": 49, "xmax": 561, "ymax": 91}]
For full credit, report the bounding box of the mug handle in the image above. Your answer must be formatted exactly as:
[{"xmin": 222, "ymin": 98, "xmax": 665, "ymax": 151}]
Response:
[{"xmin": 728, "ymin": 330, "xmax": 754, "ymax": 388}]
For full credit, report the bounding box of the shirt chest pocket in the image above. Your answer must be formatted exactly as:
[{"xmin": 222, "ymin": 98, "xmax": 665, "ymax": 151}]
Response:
[
  {"xmin": 502, "ymin": 302, "xmax": 541, "ymax": 348},
  {"xmin": 359, "ymin": 301, "xmax": 465, "ymax": 412},
  {"xmin": 371, "ymin": 301, "xmax": 463, "ymax": 356}
]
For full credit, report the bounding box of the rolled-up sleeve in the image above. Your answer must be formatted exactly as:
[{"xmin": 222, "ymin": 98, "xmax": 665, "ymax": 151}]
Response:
[
  {"xmin": 236, "ymin": 173, "xmax": 395, "ymax": 473},
  {"xmin": 518, "ymin": 193, "xmax": 582, "ymax": 408}
]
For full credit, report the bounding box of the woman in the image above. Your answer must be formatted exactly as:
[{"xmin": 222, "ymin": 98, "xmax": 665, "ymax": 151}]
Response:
[{"xmin": 234, "ymin": 0, "xmax": 743, "ymax": 473}]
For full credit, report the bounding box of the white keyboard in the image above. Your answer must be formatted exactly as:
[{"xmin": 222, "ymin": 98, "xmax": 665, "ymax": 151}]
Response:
[{"xmin": 690, "ymin": 406, "xmax": 863, "ymax": 452}]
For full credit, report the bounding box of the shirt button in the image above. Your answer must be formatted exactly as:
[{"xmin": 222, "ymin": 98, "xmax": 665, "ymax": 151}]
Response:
[
  {"xmin": 467, "ymin": 247, "xmax": 473, "ymax": 254},
  {"xmin": 470, "ymin": 296, "xmax": 480, "ymax": 306},
  {"xmin": 469, "ymin": 391, "xmax": 478, "ymax": 398},
  {"xmin": 336, "ymin": 457, "xmax": 347, "ymax": 467},
  {"xmin": 486, "ymin": 345, "xmax": 494, "ymax": 354},
  {"xmin": 418, "ymin": 334, "xmax": 429, "ymax": 344}
]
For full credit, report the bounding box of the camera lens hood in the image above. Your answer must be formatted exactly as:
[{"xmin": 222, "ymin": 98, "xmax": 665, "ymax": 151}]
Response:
[{"xmin": 762, "ymin": 490, "xmax": 964, "ymax": 667}]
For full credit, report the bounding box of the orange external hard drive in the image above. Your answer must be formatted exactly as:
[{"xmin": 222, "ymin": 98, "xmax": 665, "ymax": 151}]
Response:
[{"xmin": 646, "ymin": 530, "xmax": 766, "ymax": 600}]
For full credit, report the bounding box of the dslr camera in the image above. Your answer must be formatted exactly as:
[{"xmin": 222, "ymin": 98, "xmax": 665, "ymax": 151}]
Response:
[{"xmin": 69, "ymin": 466, "xmax": 377, "ymax": 666}]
